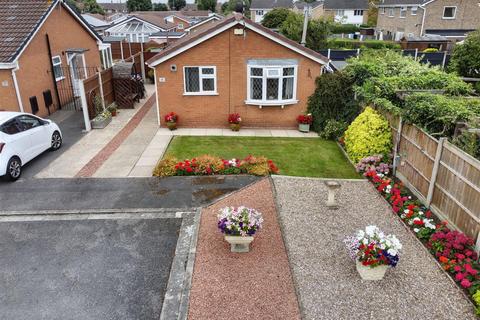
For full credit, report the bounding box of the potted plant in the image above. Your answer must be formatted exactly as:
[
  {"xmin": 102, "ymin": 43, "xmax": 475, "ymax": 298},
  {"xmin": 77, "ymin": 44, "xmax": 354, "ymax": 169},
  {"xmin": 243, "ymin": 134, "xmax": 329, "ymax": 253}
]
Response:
[
  {"xmin": 228, "ymin": 113, "xmax": 242, "ymax": 131},
  {"xmin": 297, "ymin": 113, "xmax": 313, "ymax": 132},
  {"xmin": 107, "ymin": 103, "xmax": 117, "ymax": 117},
  {"xmin": 165, "ymin": 112, "xmax": 178, "ymax": 130},
  {"xmin": 344, "ymin": 225, "xmax": 402, "ymax": 280},
  {"xmin": 91, "ymin": 110, "xmax": 112, "ymax": 129},
  {"xmin": 217, "ymin": 206, "xmax": 263, "ymax": 253}
]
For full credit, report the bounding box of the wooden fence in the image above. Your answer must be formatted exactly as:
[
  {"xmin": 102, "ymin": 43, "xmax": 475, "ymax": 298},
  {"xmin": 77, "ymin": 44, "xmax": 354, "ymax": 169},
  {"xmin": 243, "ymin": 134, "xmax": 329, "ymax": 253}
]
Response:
[
  {"xmin": 110, "ymin": 41, "xmax": 161, "ymax": 60},
  {"xmin": 385, "ymin": 112, "xmax": 480, "ymax": 238},
  {"xmin": 82, "ymin": 68, "xmax": 115, "ymax": 119}
]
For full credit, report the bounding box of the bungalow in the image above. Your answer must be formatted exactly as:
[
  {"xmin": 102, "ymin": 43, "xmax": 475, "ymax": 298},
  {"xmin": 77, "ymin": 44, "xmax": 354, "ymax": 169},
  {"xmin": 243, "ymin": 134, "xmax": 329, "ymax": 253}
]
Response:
[
  {"xmin": 147, "ymin": 13, "xmax": 328, "ymax": 128},
  {"xmin": 0, "ymin": 0, "xmax": 110, "ymax": 118}
]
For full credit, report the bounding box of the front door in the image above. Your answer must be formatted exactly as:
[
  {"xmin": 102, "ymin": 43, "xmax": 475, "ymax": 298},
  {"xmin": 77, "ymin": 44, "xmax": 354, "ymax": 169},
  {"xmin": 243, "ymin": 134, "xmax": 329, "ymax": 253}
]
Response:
[{"xmin": 67, "ymin": 53, "xmax": 86, "ymax": 97}]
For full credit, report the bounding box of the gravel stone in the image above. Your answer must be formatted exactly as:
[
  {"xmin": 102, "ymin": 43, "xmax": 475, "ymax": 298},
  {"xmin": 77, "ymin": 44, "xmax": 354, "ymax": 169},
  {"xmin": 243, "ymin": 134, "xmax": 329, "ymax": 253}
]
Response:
[{"xmin": 272, "ymin": 176, "xmax": 475, "ymax": 320}]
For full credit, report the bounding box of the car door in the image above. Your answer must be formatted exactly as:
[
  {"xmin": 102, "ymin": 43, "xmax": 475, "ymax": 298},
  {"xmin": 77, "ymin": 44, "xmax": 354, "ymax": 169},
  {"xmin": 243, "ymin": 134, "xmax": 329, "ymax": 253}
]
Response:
[
  {"xmin": 16, "ymin": 115, "xmax": 49, "ymax": 158},
  {"xmin": 0, "ymin": 118, "xmax": 31, "ymax": 163}
]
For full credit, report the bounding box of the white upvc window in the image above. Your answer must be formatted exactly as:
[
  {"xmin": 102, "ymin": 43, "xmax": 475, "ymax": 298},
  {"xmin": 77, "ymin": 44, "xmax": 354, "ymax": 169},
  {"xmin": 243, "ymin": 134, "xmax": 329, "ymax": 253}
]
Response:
[
  {"xmin": 256, "ymin": 10, "xmax": 264, "ymax": 15},
  {"xmin": 183, "ymin": 66, "xmax": 217, "ymax": 95},
  {"xmin": 443, "ymin": 6, "xmax": 456, "ymax": 19},
  {"xmin": 411, "ymin": 6, "xmax": 418, "ymax": 15},
  {"xmin": 177, "ymin": 23, "xmax": 184, "ymax": 29},
  {"xmin": 388, "ymin": 8, "xmax": 394, "ymax": 17},
  {"xmin": 335, "ymin": 9, "xmax": 345, "ymax": 16},
  {"xmin": 380, "ymin": 7, "xmax": 385, "ymax": 14},
  {"xmin": 52, "ymin": 56, "xmax": 64, "ymax": 81},
  {"xmin": 354, "ymin": 10, "xmax": 364, "ymax": 16},
  {"xmin": 246, "ymin": 65, "xmax": 298, "ymax": 106},
  {"xmin": 99, "ymin": 44, "xmax": 113, "ymax": 69},
  {"xmin": 400, "ymin": 7, "xmax": 407, "ymax": 18}
]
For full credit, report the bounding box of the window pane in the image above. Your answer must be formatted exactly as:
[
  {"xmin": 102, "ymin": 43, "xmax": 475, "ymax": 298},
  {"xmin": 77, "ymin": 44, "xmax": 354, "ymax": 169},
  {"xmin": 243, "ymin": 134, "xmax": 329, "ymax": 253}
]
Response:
[
  {"xmin": 202, "ymin": 78, "xmax": 215, "ymax": 91},
  {"xmin": 444, "ymin": 7, "xmax": 455, "ymax": 17},
  {"xmin": 251, "ymin": 68, "xmax": 262, "ymax": 76},
  {"xmin": 282, "ymin": 77, "xmax": 294, "ymax": 100},
  {"xmin": 266, "ymin": 78, "xmax": 279, "ymax": 100},
  {"xmin": 54, "ymin": 65, "xmax": 63, "ymax": 79},
  {"xmin": 18, "ymin": 115, "xmax": 41, "ymax": 130},
  {"xmin": 1, "ymin": 119, "xmax": 22, "ymax": 135},
  {"xmin": 202, "ymin": 68, "xmax": 214, "ymax": 75},
  {"xmin": 267, "ymin": 69, "xmax": 280, "ymax": 77},
  {"xmin": 251, "ymin": 78, "xmax": 263, "ymax": 100},
  {"xmin": 283, "ymin": 67, "xmax": 294, "ymax": 76},
  {"xmin": 185, "ymin": 67, "xmax": 200, "ymax": 92}
]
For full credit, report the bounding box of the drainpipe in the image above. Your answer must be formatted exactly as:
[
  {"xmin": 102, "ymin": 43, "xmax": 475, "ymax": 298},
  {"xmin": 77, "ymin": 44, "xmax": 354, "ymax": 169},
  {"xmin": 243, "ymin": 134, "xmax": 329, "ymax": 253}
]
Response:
[
  {"xmin": 419, "ymin": 6, "xmax": 427, "ymax": 36},
  {"xmin": 11, "ymin": 62, "xmax": 24, "ymax": 113},
  {"xmin": 46, "ymin": 34, "xmax": 62, "ymax": 110}
]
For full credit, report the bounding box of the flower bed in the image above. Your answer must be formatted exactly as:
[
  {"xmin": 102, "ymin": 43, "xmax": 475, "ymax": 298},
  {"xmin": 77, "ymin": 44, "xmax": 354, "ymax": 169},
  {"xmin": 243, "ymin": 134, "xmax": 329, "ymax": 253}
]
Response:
[
  {"xmin": 357, "ymin": 155, "xmax": 480, "ymax": 313},
  {"xmin": 153, "ymin": 154, "xmax": 279, "ymax": 177}
]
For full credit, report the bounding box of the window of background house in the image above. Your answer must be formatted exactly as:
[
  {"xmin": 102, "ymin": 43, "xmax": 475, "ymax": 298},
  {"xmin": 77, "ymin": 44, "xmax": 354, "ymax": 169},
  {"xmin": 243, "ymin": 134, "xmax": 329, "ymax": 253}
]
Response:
[
  {"xmin": 336, "ymin": 9, "xmax": 345, "ymax": 16},
  {"xmin": 247, "ymin": 65, "xmax": 297, "ymax": 104},
  {"xmin": 443, "ymin": 6, "xmax": 456, "ymax": 19},
  {"xmin": 52, "ymin": 56, "xmax": 64, "ymax": 81},
  {"xmin": 184, "ymin": 66, "xmax": 217, "ymax": 94},
  {"xmin": 354, "ymin": 10, "xmax": 364, "ymax": 16},
  {"xmin": 400, "ymin": 7, "xmax": 407, "ymax": 18},
  {"xmin": 411, "ymin": 6, "xmax": 418, "ymax": 15},
  {"xmin": 178, "ymin": 23, "xmax": 184, "ymax": 29},
  {"xmin": 256, "ymin": 10, "xmax": 264, "ymax": 15},
  {"xmin": 388, "ymin": 8, "xmax": 394, "ymax": 17},
  {"xmin": 380, "ymin": 7, "xmax": 385, "ymax": 14}
]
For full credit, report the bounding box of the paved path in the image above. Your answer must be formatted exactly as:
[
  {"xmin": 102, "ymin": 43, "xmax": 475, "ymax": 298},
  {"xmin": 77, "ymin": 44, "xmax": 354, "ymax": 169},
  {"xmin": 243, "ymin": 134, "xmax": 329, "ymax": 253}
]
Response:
[
  {"xmin": 272, "ymin": 176, "xmax": 475, "ymax": 320},
  {"xmin": 188, "ymin": 178, "xmax": 301, "ymax": 320}
]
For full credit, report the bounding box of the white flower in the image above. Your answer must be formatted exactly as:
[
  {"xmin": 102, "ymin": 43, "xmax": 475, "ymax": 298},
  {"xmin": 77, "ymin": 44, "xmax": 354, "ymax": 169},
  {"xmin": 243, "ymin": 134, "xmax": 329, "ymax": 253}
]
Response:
[
  {"xmin": 400, "ymin": 214, "xmax": 406, "ymax": 219},
  {"xmin": 387, "ymin": 248, "xmax": 398, "ymax": 256},
  {"xmin": 418, "ymin": 211, "xmax": 424, "ymax": 216},
  {"xmin": 408, "ymin": 220, "xmax": 413, "ymax": 225},
  {"xmin": 413, "ymin": 228, "xmax": 420, "ymax": 233},
  {"xmin": 404, "ymin": 209, "xmax": 410, "ymax": 214},
  {"xmin": 365, "ymin": 225, "xmax": 378, "ymax": 237},
  {"xmin": 356, "ymin": 230, "xmax": 365, "ymax": 240}
]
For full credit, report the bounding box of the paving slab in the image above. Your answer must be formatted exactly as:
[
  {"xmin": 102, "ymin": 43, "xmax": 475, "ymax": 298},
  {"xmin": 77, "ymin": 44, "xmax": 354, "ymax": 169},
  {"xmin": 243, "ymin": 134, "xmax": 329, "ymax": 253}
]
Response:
[{"xmin": 272, "ymin": 176, "xmax": 475, "ymax": 320}]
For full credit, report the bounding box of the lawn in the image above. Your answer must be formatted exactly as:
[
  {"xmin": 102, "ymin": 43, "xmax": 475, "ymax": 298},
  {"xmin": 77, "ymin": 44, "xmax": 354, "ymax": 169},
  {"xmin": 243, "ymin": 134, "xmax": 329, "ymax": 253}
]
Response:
[{"xmin": 164, "ymin": 136, "xmax": 359, "ymax": 178}]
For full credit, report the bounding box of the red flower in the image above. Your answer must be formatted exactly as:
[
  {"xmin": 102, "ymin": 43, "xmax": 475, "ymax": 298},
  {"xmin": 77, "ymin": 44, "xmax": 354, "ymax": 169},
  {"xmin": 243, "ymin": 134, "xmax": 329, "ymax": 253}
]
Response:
[
  {"xmin": 228, "ymin": 113, "xmax": 241, "ymax": 124},
  {"xmin": 460, "ymin": 278, "xmax": 472, "ymax": 288},
  {"xmin": 296, "ymin": 114, "xmax": 313, "ymax": 124},
  {"xmin": 439, "ymin": 256, "xmax": 449, "ymax": 263},
  {"xmin": 413, "ymin": 219, "xmax": 424, "ymax": 226},
  {"xmin": 164, "ymin": 112, "xmax": 178, "ymax": 123}
]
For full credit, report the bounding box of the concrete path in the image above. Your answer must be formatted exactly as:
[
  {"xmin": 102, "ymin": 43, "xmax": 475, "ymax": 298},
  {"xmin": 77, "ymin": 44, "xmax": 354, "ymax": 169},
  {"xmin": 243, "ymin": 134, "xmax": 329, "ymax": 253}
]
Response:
[{"xmin": 272, "ymin": 176, "xmax": 475, "ymax": 320}]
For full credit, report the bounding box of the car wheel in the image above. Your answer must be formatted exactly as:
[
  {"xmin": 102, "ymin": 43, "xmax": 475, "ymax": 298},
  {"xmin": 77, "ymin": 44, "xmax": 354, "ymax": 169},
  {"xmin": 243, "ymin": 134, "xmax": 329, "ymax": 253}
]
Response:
[
  {"xmin": 51, "ymin": 131, "xmax": 62, "ymax": 151},
  {"xmin": 6, "ymin": 157, "xmax": 21, "ymax": 181}
]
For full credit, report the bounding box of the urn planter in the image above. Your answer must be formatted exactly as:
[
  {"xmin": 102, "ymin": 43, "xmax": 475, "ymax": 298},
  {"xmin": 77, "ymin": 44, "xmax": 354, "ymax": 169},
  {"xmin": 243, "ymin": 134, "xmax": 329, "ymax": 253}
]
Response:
[
  {"xmin": 298, "ymin": 123, "xmax": 310, "ymax": 133},
  {"xmin": 230, "ymin": 123, "xmax": 241, "ymax": 131},
  {"xmin": 166, "ymin": 122, "xmax": 177, "ymax": 130},
  {"xmin": 224, "ymin": 235, "xmax": 254, "ymax": 253},
  {"xmin": 356, "ymin": 260, "xmax": 388, "ymax": 281}
]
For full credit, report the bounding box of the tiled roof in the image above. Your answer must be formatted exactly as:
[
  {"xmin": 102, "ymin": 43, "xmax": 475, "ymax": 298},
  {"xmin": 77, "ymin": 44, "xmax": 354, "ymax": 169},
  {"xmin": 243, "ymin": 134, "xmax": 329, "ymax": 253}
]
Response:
[
  {"xmin": 0, "ymin": 0, "xmax": 54, "ymax": 63},
  {"xmin": 250, "ymin": 0, "xmax": 294, "ymax": 10},
  {"xmin": 323, "ymin": 0, "xmax": 369, "ymax": 10},
  {"xmin": 147, "ymin": 13, "xmax": 328, "ymax": 66}
]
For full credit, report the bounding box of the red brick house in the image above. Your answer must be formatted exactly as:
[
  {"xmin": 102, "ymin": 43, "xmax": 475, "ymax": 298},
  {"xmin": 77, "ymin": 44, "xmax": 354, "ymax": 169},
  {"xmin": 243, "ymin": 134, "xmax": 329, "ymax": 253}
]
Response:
[
  {"xmin": 0, "ymin": 0, "xmax": 110, "ymax": 118},
  {"xmin": 147, "ymin": 13, "xmax": 328, "ymax": 128}
]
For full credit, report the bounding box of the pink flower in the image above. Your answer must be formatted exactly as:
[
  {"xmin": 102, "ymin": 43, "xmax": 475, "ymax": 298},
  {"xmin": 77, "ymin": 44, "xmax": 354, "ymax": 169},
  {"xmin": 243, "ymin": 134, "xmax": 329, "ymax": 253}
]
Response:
[
  {"xmin": 460, "ymin": 278, "xmax": 472, "ymax": 288},
  {"xmin": 455, "ymin": 272, "xmax": 465, "ymax": 281},
  {"xmin": 453, "ymin": 265, "xmax": 462, "ymax": 272}
]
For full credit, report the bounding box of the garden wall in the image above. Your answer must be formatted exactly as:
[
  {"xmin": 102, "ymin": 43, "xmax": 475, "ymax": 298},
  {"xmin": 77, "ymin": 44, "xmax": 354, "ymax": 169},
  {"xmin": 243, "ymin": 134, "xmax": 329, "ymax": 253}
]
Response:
[{"xmin": 385, "ymin": 112, "xmax": 480, "ymax": 239}]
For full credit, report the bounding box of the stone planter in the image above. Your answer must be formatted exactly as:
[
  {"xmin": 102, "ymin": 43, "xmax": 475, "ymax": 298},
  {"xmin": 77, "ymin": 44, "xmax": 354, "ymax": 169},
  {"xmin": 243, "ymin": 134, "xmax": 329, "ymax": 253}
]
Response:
[
  {"xmin": 230, "ymin": 123, "xmax": 241, "ymax": 131},
  {"xmin": 166, "ymin": 122, "xmax": 177, "ymax": 130},
  {"xmin": 224, "ymin": 235, "xmax": 254, "ymax": 253},
  {"xmin": 298, "ymin": 123, "xmax": 310, "ymax": 133},
  {"xmin": 91, "ymin": 115, "xmax": 112, "ymax": 129},
  {"xmin": 356, "ymin": 260, "xmax": 388, "ymax": 280}
]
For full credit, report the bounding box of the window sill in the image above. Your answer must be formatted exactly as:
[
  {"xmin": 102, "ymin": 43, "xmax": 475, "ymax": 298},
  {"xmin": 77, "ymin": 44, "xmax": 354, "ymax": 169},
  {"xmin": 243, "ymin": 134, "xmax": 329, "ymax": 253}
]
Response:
[
  {"xmin": 244, "ymin": 99, "xmax": 298, "ymax": 107},
  {"xmin": 183, "ymin": 92, "xmax": 219, "ymax": 96},
  {"xmin": 442, "ymin": 17, "xmax": 455, "ymax": 20},
  {"xmin": 55, "ymin": 76, "xmax": 65, "ymax": 82}
]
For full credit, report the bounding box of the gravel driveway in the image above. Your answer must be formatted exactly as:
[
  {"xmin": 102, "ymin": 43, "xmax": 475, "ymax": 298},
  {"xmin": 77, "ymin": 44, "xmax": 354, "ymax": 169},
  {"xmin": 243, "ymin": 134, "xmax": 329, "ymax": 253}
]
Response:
[{"xmin": 272, "ymin": 176, "xmax": 475, "ymax": 320}]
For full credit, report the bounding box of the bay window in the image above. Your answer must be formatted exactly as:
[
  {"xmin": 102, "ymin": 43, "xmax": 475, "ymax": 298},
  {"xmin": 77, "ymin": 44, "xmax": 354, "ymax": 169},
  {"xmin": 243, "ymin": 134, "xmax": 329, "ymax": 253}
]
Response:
[
  {"xmin": 184, "ymin": 66, "xmax": 217, "ymax": 95},
  {"xmin": 246, "ymin": 62, "xmax": 297, "ymax": 105}
]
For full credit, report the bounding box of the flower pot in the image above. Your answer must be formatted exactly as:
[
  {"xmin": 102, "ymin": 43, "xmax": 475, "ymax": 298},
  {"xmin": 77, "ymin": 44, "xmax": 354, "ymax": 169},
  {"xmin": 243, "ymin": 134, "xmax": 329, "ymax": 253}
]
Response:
[
  {"xmin": 166, "ymin": 122, "xmax": 177, "ymax": 130},
  {"xmin": 110, "ymin": 110, "xmax": 117, "ymax": 117},
  {"xmin": 224, "ymin": 235, "xmax": 254, "ymax": 253},
  {"xmin": 298, "ymin": 123, "xmax": 310, "ymax": 133},
  {"xmin": 356, "ymin": 260, "xmax": 388, "ymax": 280},
  {"xmin": 90, "ymin": 114, "xmax": 112, "ymax": 129},
  {"xmin": 230, "ymin": 123, "xmax": 241, "ymax": 131}
]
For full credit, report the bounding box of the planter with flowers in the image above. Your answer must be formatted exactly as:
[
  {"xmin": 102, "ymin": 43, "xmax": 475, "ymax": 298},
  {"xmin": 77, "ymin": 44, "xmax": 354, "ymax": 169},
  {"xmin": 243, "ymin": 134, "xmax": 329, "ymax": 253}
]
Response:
[
  {"xmin": 217, "ymin": 206, "xmax": 263, "ymax": 253},
  {"xmin": 345, "ymin": 225, "xmax": 402, "ymax": 280},
  {"xmin": 297, "ymin": 114, "xmax": 312, "ymax": 132},
  {"xmin": 165, "ymin": 112, "xmax": 178, "ymax": 130},
  {"xmin": 228, "ymin": 113, "xmax": 242, "ymax": 131}
]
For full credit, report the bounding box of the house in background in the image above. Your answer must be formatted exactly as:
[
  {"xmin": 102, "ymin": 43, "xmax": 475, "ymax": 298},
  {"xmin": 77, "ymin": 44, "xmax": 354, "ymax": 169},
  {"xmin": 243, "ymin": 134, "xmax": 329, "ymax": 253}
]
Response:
[
  {"xmin": 147, "ymin": 13, "xmax": 328, "ymax": 128},
  {"xmin": 322, "ymin": 0, "xmax": 369, "ymax": 25},
  {"xmin": 0, "ymin": 0, "xmax": 111, "ymax": 118},
  {"xmin": 98, "ymin": 2, "xmax": 128, "ymax": 15},
  {"xmin": 292, "ymin": 1, "xmax": 325, "ymax": 19},
  {"xmin": 376, "ymin": 0, "xmax": 480, "ymax": 41},
  {"xmin": 82, "ymin": 13, "xmax": 112, "ymax": 35},
  {"xmin": 250, "ymin": 0, "xmax": 294, "ymax": 23}
]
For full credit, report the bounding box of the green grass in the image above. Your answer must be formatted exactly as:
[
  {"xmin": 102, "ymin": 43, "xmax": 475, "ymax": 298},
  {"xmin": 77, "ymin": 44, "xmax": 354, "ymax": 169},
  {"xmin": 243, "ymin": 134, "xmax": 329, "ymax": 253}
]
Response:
[{"xmin": 164, "ymin": 136, "xmax": 359, "ymax": 178}]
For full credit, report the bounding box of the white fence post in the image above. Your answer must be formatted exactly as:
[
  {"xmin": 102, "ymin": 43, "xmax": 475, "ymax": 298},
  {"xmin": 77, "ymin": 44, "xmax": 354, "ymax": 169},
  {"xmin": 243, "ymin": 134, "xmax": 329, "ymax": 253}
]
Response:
[
  {"xmin": 426, "ymin": 137, "xmax": 446, "ymax": 206},
  {"xmin": 97, "ymin": 69, "xmax": 106, "ymax": 111},
  {"xmin": 79, "ymin": 79, "xmax": 91, "ymax": 132},
  {"xmin": 442, "ymin": 51, "xmax": 447, "ymax": 69},
  {"xmin": 392, "ymin": 116, "xmax": 403, "ymax": 176},
  {"xmin": 327, "ymin": 48, "xmax": 331, "ymax": 59},
  {"xmin": 414, "ymin": 48, "xmax": 418, "ymax": 60}
]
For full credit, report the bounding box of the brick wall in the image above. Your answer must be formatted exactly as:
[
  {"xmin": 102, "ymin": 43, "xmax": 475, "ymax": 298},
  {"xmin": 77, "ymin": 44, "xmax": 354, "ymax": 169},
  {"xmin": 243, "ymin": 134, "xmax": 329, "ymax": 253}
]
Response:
[
  {"xmin": 154, "ymin": 26, "xmax": 323, "ymax": 128},
  {"xmin": 0, "ymin": 70, "xmax": 19, "ymax": 112},
  {"xmin": 424, "ymin": 0, "xmax": 480, "ymax": 31},
  {"xmin": 376, "ymin": 7, "xmax": 423, "ymax": 38}
]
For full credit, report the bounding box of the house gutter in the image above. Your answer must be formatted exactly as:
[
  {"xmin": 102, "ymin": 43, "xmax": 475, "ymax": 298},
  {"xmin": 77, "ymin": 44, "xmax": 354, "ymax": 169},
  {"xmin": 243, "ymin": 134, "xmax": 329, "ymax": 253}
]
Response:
[{"xmin": 11, "ymin": 62, "xmax": 24, "ymax": 113}]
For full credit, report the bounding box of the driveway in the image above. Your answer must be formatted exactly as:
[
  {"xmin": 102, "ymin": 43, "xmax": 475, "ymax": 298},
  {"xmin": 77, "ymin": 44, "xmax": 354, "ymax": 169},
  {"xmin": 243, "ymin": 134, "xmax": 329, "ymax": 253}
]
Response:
[{"xmin": 0, "ymin": 212, "xmax": 182, "ymax": 320}]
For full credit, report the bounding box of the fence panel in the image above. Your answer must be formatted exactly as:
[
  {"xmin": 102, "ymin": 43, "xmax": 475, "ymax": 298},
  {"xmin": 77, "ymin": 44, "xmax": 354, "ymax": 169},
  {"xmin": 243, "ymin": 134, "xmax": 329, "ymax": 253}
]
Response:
[{"xmin": 82, "ymin": 67, "xmax": 115, "ymax": 119}]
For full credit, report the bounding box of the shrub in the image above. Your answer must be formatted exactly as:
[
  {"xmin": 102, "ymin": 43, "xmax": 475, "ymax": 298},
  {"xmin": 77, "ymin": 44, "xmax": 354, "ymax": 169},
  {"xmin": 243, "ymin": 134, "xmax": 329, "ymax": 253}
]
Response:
[
  {"xmin": 307, "ymin": 72, "xmax": 360, "ymax": 133},
  {"xmin": 240, "ymin": 155, "xmax": 278, "ymax": 176},
  {"xmin": 422, "ymin": 48, "xmax": 439, "ymax": 53},
  {"xmin": 344, "ymin": 107, "xmax": 393, "ymax": 163},
  {"xmin": 453, "ymin": 132, "xmax": 480, "ymax": 160},
  {"xmin": 319, "ymin": 119, "xmax": 348, "ymax": 139},
  {"xmin": 152, "ymin": 155, "xmax": 178, "ymax": 177},
  {"xmin": 449, "ymin": 29, "xmax": 480, "ymax": 78},
  {"xmin": 328, "ymin": 38, "xmax": 400, "ymax": 50},
  {"xmin": 194, "ymin": 155, "xmax": 224, "ymax": 175},
  {"xmin": 296, "ymin": 114, "xmax": 313, "ymax": 124},
  {"xmin": 261, "ymin": 8, "xmax": 291, "ymax": 29}
]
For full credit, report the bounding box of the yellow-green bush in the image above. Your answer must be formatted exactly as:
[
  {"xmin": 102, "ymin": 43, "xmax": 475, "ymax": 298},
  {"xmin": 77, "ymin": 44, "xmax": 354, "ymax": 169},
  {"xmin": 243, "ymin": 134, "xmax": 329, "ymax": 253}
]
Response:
[
  {"xmin": 474, "ymin": 290, "xmax": 480, "ymax": 315},
  {"xmin": 152, "ymin": 155, "xmax": 178, "ymax": 177},
  {"xmin": 344, "ymin": 107, "xmax": 393, "ymax": 163}
]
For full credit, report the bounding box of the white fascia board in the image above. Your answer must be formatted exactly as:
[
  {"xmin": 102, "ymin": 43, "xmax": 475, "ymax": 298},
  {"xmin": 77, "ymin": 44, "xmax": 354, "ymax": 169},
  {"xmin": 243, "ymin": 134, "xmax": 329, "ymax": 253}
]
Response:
[{"xmin": 0, "ymin": 62, "xmax": 17, "ymax": 70}]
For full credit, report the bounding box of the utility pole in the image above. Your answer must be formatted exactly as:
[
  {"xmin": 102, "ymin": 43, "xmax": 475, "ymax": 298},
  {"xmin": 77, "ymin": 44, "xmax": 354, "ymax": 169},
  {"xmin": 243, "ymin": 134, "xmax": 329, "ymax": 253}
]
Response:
[{"xmin": 300, "ymin": 5, "xmax": 310, "ymax": 46}]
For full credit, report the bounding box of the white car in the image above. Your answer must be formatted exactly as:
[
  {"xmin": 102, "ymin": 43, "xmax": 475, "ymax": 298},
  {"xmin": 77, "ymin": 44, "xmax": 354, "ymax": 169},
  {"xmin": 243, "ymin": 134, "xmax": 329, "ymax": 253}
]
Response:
[{"xmin": 0, "ymin": 112, "xmax": 62, "ymax": 181}]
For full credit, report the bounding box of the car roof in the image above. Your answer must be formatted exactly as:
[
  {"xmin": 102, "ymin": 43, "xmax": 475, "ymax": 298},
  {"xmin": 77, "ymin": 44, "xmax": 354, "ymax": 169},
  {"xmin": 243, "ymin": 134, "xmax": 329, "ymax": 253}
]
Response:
[{"xmin": 0, "ymin": 111, "xmax": 24, "ymax": 123}]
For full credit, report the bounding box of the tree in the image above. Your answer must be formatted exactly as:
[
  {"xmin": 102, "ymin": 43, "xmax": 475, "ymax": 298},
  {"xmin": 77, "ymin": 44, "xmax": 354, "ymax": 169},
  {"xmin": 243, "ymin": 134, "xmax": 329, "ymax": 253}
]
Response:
[
  {"xmin": 168, "ymin": 0, "xmax": 186, "ymax": 11},
  {"xmin": 261, "ymin": 8, "xmax": 290, "ymax": 29},
  {"xmin": 127, "ymin": 0, "xmax": 152, "ymax": 12},
  {"xmin": 222, "ymin": 0, "xmax": 251, "ymax": 16},
  {"xmin": 279, "ymin": 12, "xmax": 332, "ymax": 50},
  {"xmin": 449, "ymin": 29, "xmax": 480, "ymax": 78},
  {"xmin": 83, "ymin": 0, "xmax": 105, "ymax": 14},
  {"xmin": 279, "ymin": 12, "xmax": 304, "ymax": 42},
  {"xmin": 197, "ymin": 0, "xmax": 217, "ymax": 12},
  {"xmin": 153, "ymin": 3, "xmax": 169, "ymax": 11}
]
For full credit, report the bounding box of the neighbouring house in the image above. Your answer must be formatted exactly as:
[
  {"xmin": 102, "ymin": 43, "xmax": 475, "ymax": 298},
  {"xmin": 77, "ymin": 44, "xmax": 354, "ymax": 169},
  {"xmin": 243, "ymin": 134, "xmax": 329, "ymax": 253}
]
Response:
[
  {"xmin": 0, "ymin": 0, "xmax": 111, "ymax": 118},
  {"xmin": 400, "ymin": 34, "xmax": 450, "ymax": 51},
  {"xmin": 98, "ymin": 2, "xmax": 128, "ymax": 15},
  {"xmin": 376, "ymin": 0, "xmax": 480, "ymax": 41},
  {"xmin": 322, "ymin": 0, "xmax": 369, "ymax": 25},
  {"xmin": 82, "ymin": 13, "xmax": 111, "ymax": 35},
  {"xmin": 104, "ymin": 11, "xmax": 221, "ymax": 43},
  {"xmin": 292, "ymin": 1, "xmax": 325, "ymax": 20},
  {"xmin": 146, "ymin": 13, "xmax": 328, "ymax": 128},
  {"xmin": 250, "ymin": 0, "xmax": 294, "ymax": 23}
]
